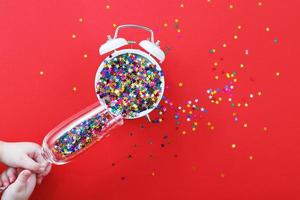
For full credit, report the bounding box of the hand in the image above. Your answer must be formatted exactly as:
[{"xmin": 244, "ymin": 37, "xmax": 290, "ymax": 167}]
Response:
[
  {"xmin": 1, "ymin": 170, "xmax": 36, "ymax": 200},
  {"xmin": 0, "ymin": 168, "xmax": 18, "ymax": 188},
  {"xmin": 0, "ymin": 142, "xmax": 51, "ymax": 184}
]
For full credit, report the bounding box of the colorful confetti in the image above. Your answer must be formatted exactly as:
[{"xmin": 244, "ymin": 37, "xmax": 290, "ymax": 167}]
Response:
[
  {"xmin": 96, "ymin": 53, "xmax": 164, "ymax": 118},
  {"xmin": 50, "ymin": 111, "xmax": 114, "ymax": 161}
]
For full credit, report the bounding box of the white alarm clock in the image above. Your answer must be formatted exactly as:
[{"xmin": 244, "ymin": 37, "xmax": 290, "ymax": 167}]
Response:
[{"xmin": 95, "ymin": 24, "xmax": 166, "ymax": 120}]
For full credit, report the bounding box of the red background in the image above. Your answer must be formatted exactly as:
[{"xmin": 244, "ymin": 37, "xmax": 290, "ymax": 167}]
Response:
[{"xmin": 0, "ymin": 0, "xmax": 300, "ymax": 199}]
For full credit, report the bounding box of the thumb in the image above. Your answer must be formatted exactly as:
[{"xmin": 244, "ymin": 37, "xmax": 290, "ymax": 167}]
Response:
[
  {"xmin": 14, "ymin": 170, "xmax": 32, "ymax": 191},
  {"xmin": 21, "ymin": 156, "xmax": 43, "ymax": 173}
]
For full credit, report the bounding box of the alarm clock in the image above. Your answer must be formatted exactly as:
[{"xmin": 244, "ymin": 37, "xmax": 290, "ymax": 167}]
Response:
[
  {"xmin": 95, "ymin": 24, "xmax": 166, "ymax": 120},
  {"xmin": 37, "ymin": 24, "xmax": 166, "ymax": 166}
]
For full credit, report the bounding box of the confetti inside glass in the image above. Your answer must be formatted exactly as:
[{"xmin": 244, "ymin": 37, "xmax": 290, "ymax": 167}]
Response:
[{"xmin": 41, "ymin": 103, "xmax": 123, "ymax": 164}]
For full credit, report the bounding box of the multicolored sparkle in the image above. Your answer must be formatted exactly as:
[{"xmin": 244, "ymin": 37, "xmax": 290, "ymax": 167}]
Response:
[
  {"xmin": 96, "ymin": 53, "xmax": 164, "ymax": 118},
  {"xmin": 51, "ymin": 111, "xmax": 113, "ymax": 161}
]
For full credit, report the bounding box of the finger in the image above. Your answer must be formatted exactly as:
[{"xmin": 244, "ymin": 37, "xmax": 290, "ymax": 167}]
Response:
[
  {"xmin": 21, "ymin": 156, "xmax": 44, "ymax": 173},
  {"xmin": 1, "ymin": 171, "xmax": 10, "ymax": 187},
  {"xmin": 25, "ymin": 172, "xmax": 37, "ymax": 195},
  {"xmin": 35, "ymin": 150, "xmax": 48, "ymax": 167},
  {"xmin": 41, "ymin": 163, "xmax": 52, "ymax": 177},
  {"xmin": 5, "ymin": 168, "xmax": 17, "ymax": 183},
  {"xmin": 14, "ymin": 170, "xmax": 32, "ymax": 191},
  {"xmin": 36, "ymin": 164, "xmax": 47, "ymax": 185},
  {"xmin": 45, "ymin": 163, "xmax": 52, "ymax": 175},
  {"xmin": 37, "ymin": 176, "xmax": 43, "ymax": 185}
]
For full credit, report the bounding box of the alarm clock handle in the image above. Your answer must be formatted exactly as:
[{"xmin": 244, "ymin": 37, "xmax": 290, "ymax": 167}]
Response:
[{"xmin": 113, "ymin": 24, "xmax": 155, "ymax": 43}]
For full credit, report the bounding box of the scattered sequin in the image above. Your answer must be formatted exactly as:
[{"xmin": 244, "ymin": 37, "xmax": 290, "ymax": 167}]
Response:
[
  {"xmin": 209, "ymin": 49, "xmax": 216, "ymax": 54},
  {"xmin": 220, "ymin": 173, "xmax": 225, "ymax": 178}
]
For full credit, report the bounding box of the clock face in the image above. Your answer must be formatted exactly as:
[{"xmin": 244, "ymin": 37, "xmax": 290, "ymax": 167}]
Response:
[{"xmin": 95, "ymin": 49, "xmax": 164, "ymax": 119}]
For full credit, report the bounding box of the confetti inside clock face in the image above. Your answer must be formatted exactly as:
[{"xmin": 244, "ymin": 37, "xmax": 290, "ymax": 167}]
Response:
[{"xmin": 95, "ymin": 52, "xmax": 164, "ymax": 119}]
